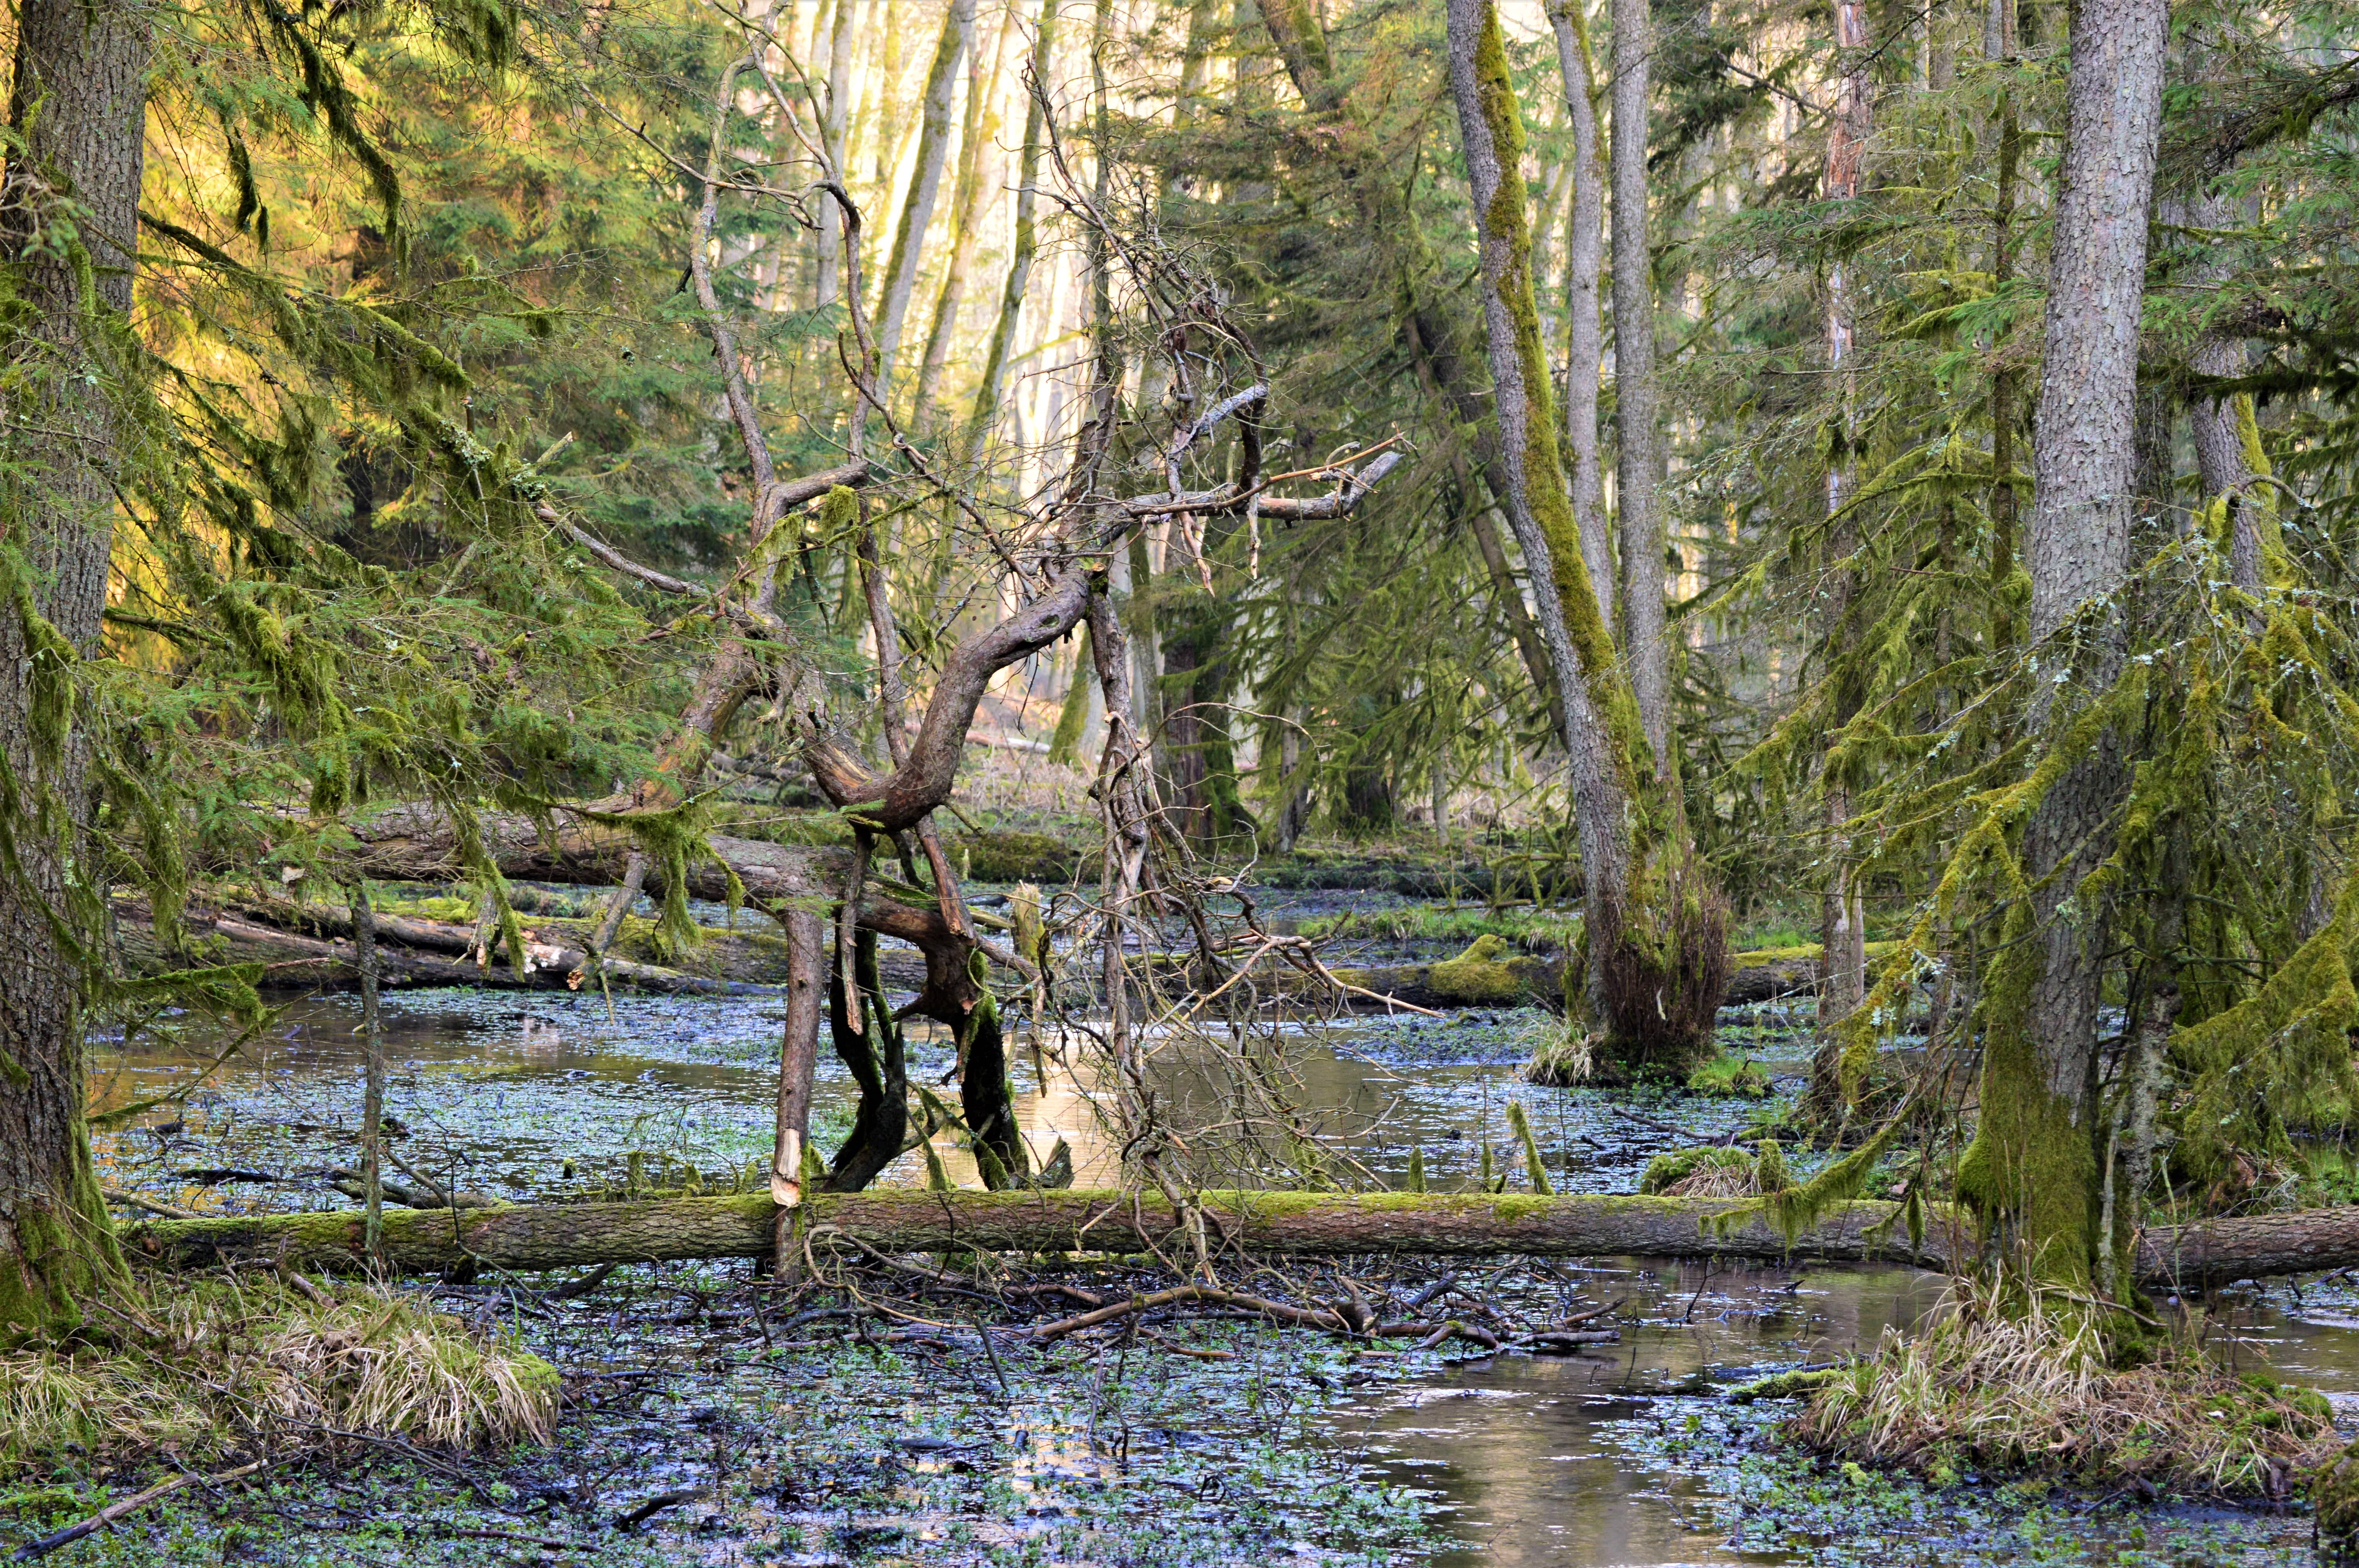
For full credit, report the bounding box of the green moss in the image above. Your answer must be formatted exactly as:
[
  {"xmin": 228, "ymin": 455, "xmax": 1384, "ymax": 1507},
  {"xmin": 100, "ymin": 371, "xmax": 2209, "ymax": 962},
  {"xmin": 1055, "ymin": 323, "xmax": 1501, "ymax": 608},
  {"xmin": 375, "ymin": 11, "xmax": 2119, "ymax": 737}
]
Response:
[
  {"xmin": 1956, "ymin": 901, "xmax": 2102, "ymax": 1287},
  {"xmin": 1733, "ymin": 939, "xmax": 1901, "ymax": 968},
  {"xmin": 1639, "ymin": 1146, "xmax": 1757, "ymax": 1196},
  {"xmin": 1426, "ymin": 934, "xmax": 1529, "ymax": 1003},
  {"xmin": 946, "ymin": 830, "xmax": 1080, "ymax": 883},
  {"xmin": 1686, "ymin": 1054, "xmax": 1772, "ymax": 1099}
]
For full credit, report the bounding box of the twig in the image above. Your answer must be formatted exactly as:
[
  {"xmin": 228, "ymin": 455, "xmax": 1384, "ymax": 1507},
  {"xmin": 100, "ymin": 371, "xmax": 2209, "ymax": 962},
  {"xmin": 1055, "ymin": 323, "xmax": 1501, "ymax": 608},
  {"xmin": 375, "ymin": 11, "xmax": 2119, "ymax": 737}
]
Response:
[
  {"xmin": 11, "ymin": 1459, "xmax": 274, "ymax": 1561},
  {"xmin": 613, "ymin": 1487, "xmax": 707, "ymax": 1530},
  {"xmin": 101, "ymin": 1188, "xmax": 193, "ymax": 1220}
]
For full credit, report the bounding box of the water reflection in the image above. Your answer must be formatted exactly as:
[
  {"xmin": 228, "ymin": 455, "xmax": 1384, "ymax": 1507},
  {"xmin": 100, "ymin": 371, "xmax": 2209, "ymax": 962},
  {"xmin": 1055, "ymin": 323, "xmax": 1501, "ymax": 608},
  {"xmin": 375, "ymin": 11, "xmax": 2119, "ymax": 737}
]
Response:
[{"xmin": 1343, "ymin": 1259, "xmax": 1945, "ymax": 1567}]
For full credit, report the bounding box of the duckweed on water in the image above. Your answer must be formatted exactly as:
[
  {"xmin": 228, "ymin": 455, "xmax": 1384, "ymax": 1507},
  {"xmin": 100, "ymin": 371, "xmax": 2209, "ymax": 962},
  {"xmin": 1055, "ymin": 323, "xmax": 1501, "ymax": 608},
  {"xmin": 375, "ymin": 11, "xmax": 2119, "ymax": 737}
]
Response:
[
  {"xmin": 3, "ymin": 1259, "xmax": 1442, "ymax": 1565},
  {"xmin": 1614, "ymin": 1399, "xmax": 2318, "ymax": 1566}
]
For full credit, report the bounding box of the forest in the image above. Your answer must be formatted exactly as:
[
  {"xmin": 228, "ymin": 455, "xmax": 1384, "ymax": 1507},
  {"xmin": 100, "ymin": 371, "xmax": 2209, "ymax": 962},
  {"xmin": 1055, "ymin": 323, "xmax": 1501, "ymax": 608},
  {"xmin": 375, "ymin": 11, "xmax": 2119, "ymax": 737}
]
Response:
[{"xmin": 3, "ymin": 0, "xmax": 2359, "ymax": 1556}]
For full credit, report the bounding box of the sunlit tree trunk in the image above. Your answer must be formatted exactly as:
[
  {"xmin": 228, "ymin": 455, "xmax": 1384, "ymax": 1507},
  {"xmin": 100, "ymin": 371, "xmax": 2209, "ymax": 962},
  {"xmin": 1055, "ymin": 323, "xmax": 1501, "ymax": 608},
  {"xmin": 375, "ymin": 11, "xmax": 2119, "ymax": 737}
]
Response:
[
  {"xmin": 1956, "ymin": 0, "xmax": 2167, "ymax": 1290},
  {"xmin": 1547, "ymin": 0, "xmax": 1614, "ymax": 632},
  {"xmin": 963, "ymin": 0, "xmax": 1059, "ymax": 454},
  {"xmin": 1608, "ymin": 0, "xmax": 1670, "ymax": 764},
  {"xmin": 875, "ymin": 0, "xmax": 975, "ymax": 396},
  {"xmin": 1447, "ymin": 0, "xmax": 1728, "ymax": 1075},
  {"xmin": 910, "ymin": 0, "xmax": 1016, "ymax": 433},
  {"xmin": 0, "ymin": 0, "xmax": 149, "ymax": 1333},
  {"xmin": 814, "ymin": 0, "xmax": 860, "ymax": 308},
  {"xmin": 1808, "ymin": 0, "xmax": 1872, "ymax": 1120}
]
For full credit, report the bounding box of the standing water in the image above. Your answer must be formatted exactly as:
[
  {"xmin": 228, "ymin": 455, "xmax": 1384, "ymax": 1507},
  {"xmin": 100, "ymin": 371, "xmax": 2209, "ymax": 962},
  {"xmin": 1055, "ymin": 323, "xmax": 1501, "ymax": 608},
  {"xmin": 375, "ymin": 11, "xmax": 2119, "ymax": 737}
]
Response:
[{"xmin": 76, "ymin": 986, "xmax": 2359, "ymax": 1564}]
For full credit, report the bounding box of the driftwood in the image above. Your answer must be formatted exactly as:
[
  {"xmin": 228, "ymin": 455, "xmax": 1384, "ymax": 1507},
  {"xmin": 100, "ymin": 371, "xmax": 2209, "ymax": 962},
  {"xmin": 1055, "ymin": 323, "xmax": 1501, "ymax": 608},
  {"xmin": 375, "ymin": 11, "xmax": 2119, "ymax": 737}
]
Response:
[{"xmin": 119, "ymin": 1187, "xmax": 2359, "ymax": 1287}]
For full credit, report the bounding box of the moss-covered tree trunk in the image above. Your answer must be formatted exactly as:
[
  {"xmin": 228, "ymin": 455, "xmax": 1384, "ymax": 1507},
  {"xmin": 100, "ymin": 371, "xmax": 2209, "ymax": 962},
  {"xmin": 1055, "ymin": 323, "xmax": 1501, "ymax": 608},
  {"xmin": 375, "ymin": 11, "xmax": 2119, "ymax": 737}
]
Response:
[
  {"xmin": 1446, "ymin": 0, "xmax": 1728, "ymax": 1077},
  {"xmin": 0, "ymin": 0, "xmax": 150, "ymax": 1333},
  {"xmin": 1545, "ymin": 0, "xmax": 1614, "ymax": 633},
  {"xmin": 1805, "ymin": 0, "xmax": 1874, "ymax": 1126},
  {"xmin": 1607, "ymin": 0, "xmax": 1670, "ymax": 762},
  {"xmin": 1954, "ymin": 0, "xmax": 2167, "ymax": 1289}
]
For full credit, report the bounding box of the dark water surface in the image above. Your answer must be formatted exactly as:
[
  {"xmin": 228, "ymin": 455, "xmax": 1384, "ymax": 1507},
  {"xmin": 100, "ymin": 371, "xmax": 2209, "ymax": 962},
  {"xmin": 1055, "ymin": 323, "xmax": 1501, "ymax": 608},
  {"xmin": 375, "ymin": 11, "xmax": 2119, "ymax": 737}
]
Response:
[{"xmin": 83, "ymin": 987, "xmax": 2359, "ymax": 1566}]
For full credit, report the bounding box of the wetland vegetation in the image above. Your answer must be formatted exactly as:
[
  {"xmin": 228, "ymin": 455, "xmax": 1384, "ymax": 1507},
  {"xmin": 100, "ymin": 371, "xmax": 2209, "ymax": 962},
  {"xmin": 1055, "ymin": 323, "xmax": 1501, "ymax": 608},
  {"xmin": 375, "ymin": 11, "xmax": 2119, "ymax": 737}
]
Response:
[{"xmin": 6, "ymin": 0, "xmax": 2359, "ymax": 1558}]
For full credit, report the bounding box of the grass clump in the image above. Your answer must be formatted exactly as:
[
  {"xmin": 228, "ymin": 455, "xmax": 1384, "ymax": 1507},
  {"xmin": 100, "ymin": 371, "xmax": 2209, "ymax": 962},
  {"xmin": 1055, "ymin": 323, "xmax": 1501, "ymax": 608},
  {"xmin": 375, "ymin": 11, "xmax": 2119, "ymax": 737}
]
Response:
[
  {"xmin": 1, "ymin": 1273, "xmax": 557, "ymax": 1470},
  {"xmin": 1792, "ymin": 1280, "xmax": 2335, "ymax": 1499},
  {"xmin": 1686, "ymin": 1054, "xmax": 1772, "ymax": 1099}
]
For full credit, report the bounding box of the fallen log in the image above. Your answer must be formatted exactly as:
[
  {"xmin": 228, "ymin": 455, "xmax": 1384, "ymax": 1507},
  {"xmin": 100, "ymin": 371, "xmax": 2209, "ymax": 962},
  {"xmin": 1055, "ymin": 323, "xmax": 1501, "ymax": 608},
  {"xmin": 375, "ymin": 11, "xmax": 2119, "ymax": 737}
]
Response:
[
  {"xmin": 122, "ymin": 1187, "xmax": 2359, "ymax": 1286},
  {"xmin": 115, "ymin": 899, "xmax": 784, "ymax": 997}
]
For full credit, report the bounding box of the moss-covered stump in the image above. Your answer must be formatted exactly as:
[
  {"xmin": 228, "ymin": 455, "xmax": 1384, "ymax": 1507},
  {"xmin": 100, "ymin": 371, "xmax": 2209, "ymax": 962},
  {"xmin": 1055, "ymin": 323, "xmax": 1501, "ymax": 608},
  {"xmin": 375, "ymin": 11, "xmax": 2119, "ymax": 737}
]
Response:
[
  {"xmin": 946, "ymin": 830, "xmax": 1084, "ymax": 883},
  {"xmin": 1640, "ymin": 1147, "xmax": 1763, "ymax": 1197},
  {"xmin": 1425, "ymin": 934, "xmax": 1529, "ymax": 1003}
]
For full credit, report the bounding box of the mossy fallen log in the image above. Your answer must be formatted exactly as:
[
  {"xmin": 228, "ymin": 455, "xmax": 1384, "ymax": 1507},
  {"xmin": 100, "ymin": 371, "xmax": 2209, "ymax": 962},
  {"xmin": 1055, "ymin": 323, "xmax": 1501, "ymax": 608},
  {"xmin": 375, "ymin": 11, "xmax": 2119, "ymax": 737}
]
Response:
[
  {"xmin": 120, "ymin": 1190, "xmax": 2359, "ymax": 1285},
  {"xmin": 115, "ymin": 898, "xmax": 788, "ymax": 997}
]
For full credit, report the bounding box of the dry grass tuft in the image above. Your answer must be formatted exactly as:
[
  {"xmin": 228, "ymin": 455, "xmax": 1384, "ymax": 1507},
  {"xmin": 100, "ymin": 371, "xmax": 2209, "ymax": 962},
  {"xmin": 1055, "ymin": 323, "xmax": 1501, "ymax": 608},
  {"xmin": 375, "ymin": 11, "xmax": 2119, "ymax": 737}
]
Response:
[
  {"xmin": 1, "ymin": 1272, "xmax": 556, "ymax": 1470},
  {"xmin": 1792, "ymin": 1278, "xmax": 2336, "ymax": 1499}
]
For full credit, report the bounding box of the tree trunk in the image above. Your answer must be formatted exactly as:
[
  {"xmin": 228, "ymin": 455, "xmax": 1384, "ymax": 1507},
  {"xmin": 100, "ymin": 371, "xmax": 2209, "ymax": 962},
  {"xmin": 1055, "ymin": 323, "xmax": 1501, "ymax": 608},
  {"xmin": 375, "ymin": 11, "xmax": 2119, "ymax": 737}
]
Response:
[
  {"xmin": 122, "ymin": 1189, "xmax": 2359, "ymax": 1288},
  {"xmin": 1547, "ymin": 0, "xmax": 1615, "ymax": 632},
  {"xmin": 824, "ymin": 931, "xmax": 911, "ymax": 1191},
  {"xmin": 909, "ymin": 0, "xmax": 1014, "ymax": 432},
  {"xmin": 873, "ymin": 0, "xmax": 973, "ymax": 398},
  {"xmin": 814, "ymin": 0, "xmax": 861, "ymax": 308},
  {"xmin": 1447, "ymin": 0, "xmax": 1728, "ymax": 1075},
  {"xmin": 1956, "ymin": 0, "xmax": 2167, "ymax": 1289},
  {"xmin": 1608, "ymin": 0, "xmax": 1671, "ymax": 764},
  {"xmin": 1807, "ymin": 0, "xmax": 1874, "ymax": 1120},
  {"xmin": 0, "ymin": 0, "xmax": 151, "ymax": 1334},
  {"xmin": 1985, "ymin": 0, "xmax": 2022, "ymax": 650},
  {"xmin": 961, "ymin": 0, "xmax": 1058, "ymax": 455}
]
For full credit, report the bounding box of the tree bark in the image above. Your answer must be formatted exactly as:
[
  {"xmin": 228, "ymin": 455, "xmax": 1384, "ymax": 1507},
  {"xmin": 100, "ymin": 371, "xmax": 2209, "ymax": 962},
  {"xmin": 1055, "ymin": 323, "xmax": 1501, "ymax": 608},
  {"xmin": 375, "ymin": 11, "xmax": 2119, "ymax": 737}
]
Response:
[
  {"xmin": 121, "ymin": 1189, "xmax": 2359, "ymax": 1288},
  {"xmin": 1608, "ymin": 0, "xmax": 1671, "ymax": 765},
  {"xmin": 770, "ymin": 909, "xmax": 827, "ymax": 1206},
  {"xmin": 1447, "ymin": 0, "xmax": 1728, "ymax": 1074},
  {"xmin": 961, "ymin": 0, "xmax": 1059, "ymax": 455},
  {"xmin": 814, "ymin": 0, "xmax": 861, "ymax": 308},
  {"xmin": 1957, "ymin": 0, "xmax": 2167, "ymax": 1288},
  {"xmin": 910, "ymin": 0, "xmax": 1015, "ymax": 433},
  {"xmin": 0, "ymin": 0, "xmax": 151, "ymax": 1333},
  {"xmin": 1985, "ymin": 0, "xmax": 2023, "ymax": 650},
  {"xmin": 1807, "ymin": 0, "xmax": 1874, "ymax": 1117},
  {"xmin": 874, "ymin": 0, "xmax": 975, "ymax": 397},
  {"xmin": 1547, "ymin": 0, "xmax": 1615, "ymax": 632}
]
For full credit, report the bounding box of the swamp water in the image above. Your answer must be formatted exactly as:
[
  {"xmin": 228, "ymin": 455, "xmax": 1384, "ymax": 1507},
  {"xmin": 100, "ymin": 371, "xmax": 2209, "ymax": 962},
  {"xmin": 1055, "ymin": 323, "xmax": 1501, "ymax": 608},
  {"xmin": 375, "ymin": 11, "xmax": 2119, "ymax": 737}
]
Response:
[{"xmin": 53, "ymin": 980, "xmax": 2359, "ymax": 1565}]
